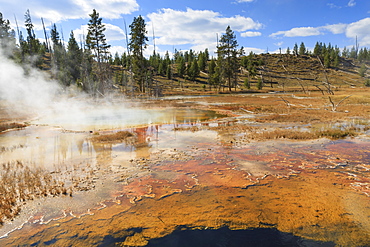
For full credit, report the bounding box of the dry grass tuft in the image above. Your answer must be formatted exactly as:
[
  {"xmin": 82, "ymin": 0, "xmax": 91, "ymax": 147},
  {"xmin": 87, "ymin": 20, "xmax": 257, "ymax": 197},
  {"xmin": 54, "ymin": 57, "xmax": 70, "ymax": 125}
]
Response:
[
  {"xmin": 248, "ymin": 127, "xmax": 357, "ymax": 141},
  {"xmin": 248, "ymin": 129, "xmax": 314, "ymax": 140},
  {"xmin": 256, "ymin": 110, "xmax": 342, "ymax": 124},
  {"xmin": 315, "ymin": 129, "xmax": 357, "ymax": 139},
  {"xmin": 0, "ymin": 161, "xmax": 71, "ymax": 224},
  {"xmin": 91, "ymin": 131, "xmax": 134, "ymax": 142}
]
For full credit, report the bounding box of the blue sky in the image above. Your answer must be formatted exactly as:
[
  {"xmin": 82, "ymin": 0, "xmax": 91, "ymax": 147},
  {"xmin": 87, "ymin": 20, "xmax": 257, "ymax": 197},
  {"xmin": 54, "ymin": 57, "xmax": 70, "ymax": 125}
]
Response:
[{"xmin": 1, "ymin": 0, "xmax": 370, "ymax": 57}]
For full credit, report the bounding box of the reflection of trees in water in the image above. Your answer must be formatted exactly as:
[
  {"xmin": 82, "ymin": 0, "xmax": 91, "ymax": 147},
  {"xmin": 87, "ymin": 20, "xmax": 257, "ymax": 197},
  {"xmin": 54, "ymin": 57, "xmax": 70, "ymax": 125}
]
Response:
[{"xmin": 131, "ymin": 125, "xmax": 158, "ymax": 158}]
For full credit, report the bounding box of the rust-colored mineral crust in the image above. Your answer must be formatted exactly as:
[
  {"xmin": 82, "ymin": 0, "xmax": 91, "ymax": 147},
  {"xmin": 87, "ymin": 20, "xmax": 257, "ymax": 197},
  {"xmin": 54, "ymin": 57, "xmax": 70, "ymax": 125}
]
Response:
[{"xmin": 2, "ymin": 139, "xmax": 370, "ymax": 247}]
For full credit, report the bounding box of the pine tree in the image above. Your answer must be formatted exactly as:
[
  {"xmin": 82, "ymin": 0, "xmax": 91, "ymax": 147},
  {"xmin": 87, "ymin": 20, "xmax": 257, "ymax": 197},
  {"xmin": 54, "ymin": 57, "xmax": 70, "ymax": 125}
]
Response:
[
  {"xmin": 208, "ymin": 59, "xmax": 216, "ymax": 76},
  {"xmin": 324, "ymin": 52, "xmax": 331, "ymax": 68},
  {"xmin": 121, "ymin": 52, "xmax": 128, "ymax": 68},
  {"xmin": 293, "ymin": 43, "xmax": 298, "ymax": 56},
  {"xmin": 113, "ymin": 52, "xmax": 121, "ymax": 65},
  {"xmin": 359, "ymin": 64, "xmax": 367, "ymax": 77},
  {"xmin": 166, "ymin": 64, "xmax": 172, "ymax": 80},
  {"xmin": 86, "ymin": 9, "xmax": 110, "ymax": 64},
  {"xmin": 67, "ymin": 31, "xmax": 82, "ymax": 85},
  {"xmin": 177, "ymin": 56, "xmax": 185, "ymax": 78},
  {"xmin": 217, "ymin": 26, "xmax": 242, "ymax": 91},
  {"xmin": 358, "ymin": 48, "xmax": 369, "ymax": 62},
  {"xmin": 86, "ymin": 9, "xmax": 111, "ymax": 94},
  {"xmin": 189, "ymin": 49, "xmax": 195, "ymax": 63},
  {"xmin": 257, "ymin": 77, "xmax": 263, "ymax": 90},
  {"xmin": 158, "ymin": 59, "xmax": 167, "ymax": 76},
  {"xmin": 24, "ymin": 9, "xmax": 36, "ymax": 54},
  {"xmin": 286, "ymin": 47, "xmax": 290, "ymax": 55},
  {"xmin": 23, "ymin": 9, "xmax": 44, "ymax": 66},
  {"xmin": 204, "ymin": 48, "xmax": 209, "ymax": 61},
  {"xmin": 299, "ymin": 42, "xmax": 306, "ymax": 55},
  {"xmin": 208, "ymin": 59, "xmax": 220, "ymax": 89},
  {"xmin": 342, "ymin": 47, "xmax": 349, "ymax": 58},
  {"xmin": 313, "ymin": 42, "xmax": 322, "ymax": 56},
  {"xmin": 188, "ymin": 59, "xmax": 199, "ymax": 81},
  {"xmin": 149, "ymin": 51, "xmax": 160, "ymax": 72},
  {"xmin": 50, "ymin": 24, "xmax": 68, "ymax": 84},
  {"xmin": 331, "ymin": 46, "xmax": 340, "ymax": 68},
  {"xmin": 129, "ymin": 15, "xmax": 149, "ymax": 92},
  {"xmin": 198, "ymin": 51, "xmax": 207, "ymax": 72},
  {"xmin": 244, "ymin": 77, "xmax": 250, "ymax": 89},
  {"xmin": 0, "ymin": 12, "xmax": 16, "ymax": 55},
  {"xmin": 349, "ymin": 46, "xmax": 357, "ymax": 59}
]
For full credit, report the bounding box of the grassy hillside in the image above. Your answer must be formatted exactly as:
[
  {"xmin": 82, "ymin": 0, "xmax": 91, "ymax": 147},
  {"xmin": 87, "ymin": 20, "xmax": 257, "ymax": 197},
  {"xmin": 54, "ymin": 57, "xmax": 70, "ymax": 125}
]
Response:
[{"xmin": 149, "ymin": 54, "xmax": 365, "ymax": 95}]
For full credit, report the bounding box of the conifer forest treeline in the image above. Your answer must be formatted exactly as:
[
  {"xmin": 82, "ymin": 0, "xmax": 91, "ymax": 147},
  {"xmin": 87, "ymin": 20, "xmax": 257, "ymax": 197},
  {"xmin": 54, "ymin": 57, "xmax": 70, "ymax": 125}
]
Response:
[{"xmin": 0, "ymin": 9, "xmax": 369, "ymax": 96}]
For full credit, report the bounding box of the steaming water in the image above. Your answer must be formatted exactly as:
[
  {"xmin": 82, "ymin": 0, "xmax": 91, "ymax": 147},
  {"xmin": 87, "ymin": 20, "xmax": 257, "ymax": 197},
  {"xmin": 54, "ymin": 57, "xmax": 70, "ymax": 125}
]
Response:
[{"xmin": 32, "ymin": 105, "xmax": 223, "ymax": 131}]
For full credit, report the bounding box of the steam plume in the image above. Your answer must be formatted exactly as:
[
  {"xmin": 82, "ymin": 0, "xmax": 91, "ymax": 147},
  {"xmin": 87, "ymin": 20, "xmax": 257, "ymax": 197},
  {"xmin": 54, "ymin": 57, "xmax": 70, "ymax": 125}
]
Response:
[{"xmin": 0, "ymin": 50, "xmax": 61, "ymax": 117}]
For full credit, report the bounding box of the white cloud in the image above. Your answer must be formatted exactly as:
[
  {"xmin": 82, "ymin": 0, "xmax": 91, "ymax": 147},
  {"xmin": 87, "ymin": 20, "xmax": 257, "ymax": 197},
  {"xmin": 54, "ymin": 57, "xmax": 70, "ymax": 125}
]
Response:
[
  {"xmin": 346, "ymin": 18, "xmax": 370, "ymax": 46},
  {"xmin": 274, "ymin": 41, "xmax": 284, "ymax": 47},
  {"xmin": 270, "ymin": 27, "xmax": 322, "ymax": 38},
  {"xmin": 327, "ymin": 3, "xmax": 341, "ymax": 9},
  {"xmin": 236, "ymin": 0, "xmax": 254, "ymax": 3},
  {"xmin": 270, "ymin": 23, "xmax": 347, "ymax": 38},
  {"xmin": 269, "ymin": 17, "xmax": 370, "ymax": 47},
  {"xmin": 72, "ymin": 25, "xmax": 88, "ymax": 43},
  {"xmin": 243, "ymin": 47, "xmax": 265, "ymax": 54},
  {"xmin": 103, "ymin": 24, "xmax": 126, "ymax": 41},
  {"xmin": 348, "ymin": 0, "xmax": 356, "ymax": 7},
  {"xmin": 328, "ymin": 1, "xmax": 356, "ymax": 8},
  {"xmin": 323, "ymin": 23, "xmax": 347, "ymax": 34},
  {"xmin": 147, "ymin": 8, "xmax": 262, "ymax": 49},
  {"xmin": 72, "ymin": 0, "xmax": 139, "ymax": 19},
  {"xmin": 6, "ymin": 0, "xmax": 139, "ymax": 27},
  {"xmin": 73, "ymin": 23, "xmax": 125, "ymax": 43},
  {"xmin": 241, "ymin": 31, "xmax": 261, "ymax": 37},
  {"xmin": 110, "ymin": 45, "xmax": 127, "ymax": 56}
]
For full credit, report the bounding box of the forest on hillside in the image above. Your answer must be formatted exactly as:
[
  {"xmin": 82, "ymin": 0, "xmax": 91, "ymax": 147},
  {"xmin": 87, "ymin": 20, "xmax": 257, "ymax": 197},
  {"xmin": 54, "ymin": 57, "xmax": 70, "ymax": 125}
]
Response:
[{"xmin": 0, "ymin": 9, "xmax": 369, "ymax": 97}]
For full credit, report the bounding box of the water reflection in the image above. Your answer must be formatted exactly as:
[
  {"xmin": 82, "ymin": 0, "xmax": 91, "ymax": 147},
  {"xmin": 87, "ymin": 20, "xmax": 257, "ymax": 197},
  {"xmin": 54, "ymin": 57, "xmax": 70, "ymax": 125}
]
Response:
[
  {"xmin": 145, "ymin": 227, "xmax": 335, "ymax": 247},
  {"xmin": 33, "ymin": 107, "xmax": 224, "ymax": 131}
]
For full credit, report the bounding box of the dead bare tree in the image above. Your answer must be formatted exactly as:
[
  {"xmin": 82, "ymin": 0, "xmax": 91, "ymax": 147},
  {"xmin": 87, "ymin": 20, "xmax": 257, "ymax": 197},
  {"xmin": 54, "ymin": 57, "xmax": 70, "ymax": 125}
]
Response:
[
  {"xmin": 328, "ymin": 95, "xmax": 352, "ymax": 112},
  {"xmin": 314, "ymin": 85, "xmax": 325, "ymax": 95},
  {"xmin": 317, "ymin": 56, "xmax": 334, "ymax": 95},
  {"xmin": 279, "ymin": 97, "xmax": 293, "ymax": 108}
]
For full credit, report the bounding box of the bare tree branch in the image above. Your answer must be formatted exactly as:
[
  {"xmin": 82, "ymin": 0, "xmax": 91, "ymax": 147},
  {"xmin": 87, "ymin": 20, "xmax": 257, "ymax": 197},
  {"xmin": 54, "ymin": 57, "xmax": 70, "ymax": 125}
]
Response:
[{"xmin": 328, "ymin": 95, "xmax": 352, "ymax": 112}]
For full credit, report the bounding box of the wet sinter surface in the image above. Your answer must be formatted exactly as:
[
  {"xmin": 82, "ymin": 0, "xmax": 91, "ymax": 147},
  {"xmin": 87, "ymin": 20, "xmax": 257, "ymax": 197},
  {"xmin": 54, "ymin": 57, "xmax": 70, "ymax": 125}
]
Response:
[{"xmin": 1, "ymin": 104, "xmax": 370, "ymax": 246}]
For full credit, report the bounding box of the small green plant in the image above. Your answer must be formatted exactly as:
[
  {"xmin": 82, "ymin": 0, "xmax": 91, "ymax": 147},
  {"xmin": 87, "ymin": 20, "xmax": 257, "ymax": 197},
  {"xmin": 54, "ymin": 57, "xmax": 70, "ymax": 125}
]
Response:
[
  {"xmin": 364, "ymin": 79, "xmax": 370, "ymax": 87},
  {"xmin": 359, "ymin": 64, "xmax": 367, "ymax": 77},
  {"xmin": 244, "ymin": 78, "xmax": 250, "ymax": 89},
  {"xmin": 256, "ymin": 77, "xmax": 263, "ymax": 90}
]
